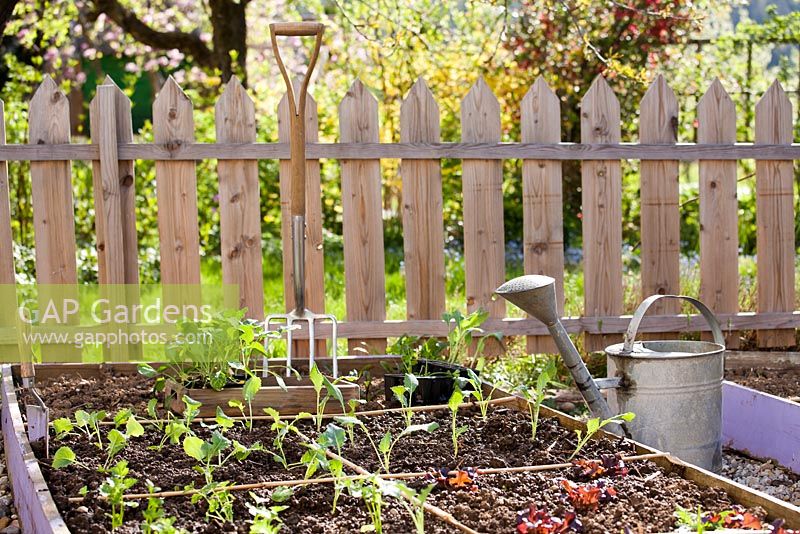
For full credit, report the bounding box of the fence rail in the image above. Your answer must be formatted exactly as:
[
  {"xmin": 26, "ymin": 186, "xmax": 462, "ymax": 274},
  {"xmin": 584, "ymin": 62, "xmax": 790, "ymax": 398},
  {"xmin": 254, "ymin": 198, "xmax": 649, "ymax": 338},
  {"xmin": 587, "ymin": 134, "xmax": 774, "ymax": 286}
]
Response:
[{"xmin": 0, "ymin": 73, "xmax": 798, "ymax": 359}]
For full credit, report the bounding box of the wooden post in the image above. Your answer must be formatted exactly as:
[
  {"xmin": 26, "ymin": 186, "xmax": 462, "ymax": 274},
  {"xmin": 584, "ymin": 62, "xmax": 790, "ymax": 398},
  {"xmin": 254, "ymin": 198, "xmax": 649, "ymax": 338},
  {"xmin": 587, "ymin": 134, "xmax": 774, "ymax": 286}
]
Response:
[
  {"xmin": 461, "ymin": 77, "xmax": 505, "ymax": 321},
  {"xmin": 639, "ymin": 75, "xmax": 681, "ymax": 333},
  {"xmin": 521, "ymin": 76, "xmax": 564, "ymax": 354},
  {"xmin": 698, "ymin": 79, "xmax": 739, "ymax": 348},
  {"xmin": 278, "ymin": 82, "xmax": 326, "ymax": 356},
  {"xmin": 340, "ymin": 80, "xmax": 386, "ymax": 354},
  {"xmin": 754, "ymin": 81, "xmax": 795, "ymax": 348},
  {"xmin": 400, "ymin": 78, "xmax": 446, "ymax": 322},
  {"xmin": 0, "ymin": 100, "xmax": 18, "ymax": 362},
  {"xmin": 29, "ymin": 76, "xmax": 80, "ymax": 362},
  {"xmin": 580, "ymin": 76, "xmax": 623, "ymax": 352},
  {"xmin": 90, "ymin": 83, "xmax": 135, "ymax": 361},
  {"xmin": 153, "ymin": 77, "xmax": 201, "ymax": 308},
  {"xmin": 216, "ymin": 76, "xmax": 264, "ymax": 321}
]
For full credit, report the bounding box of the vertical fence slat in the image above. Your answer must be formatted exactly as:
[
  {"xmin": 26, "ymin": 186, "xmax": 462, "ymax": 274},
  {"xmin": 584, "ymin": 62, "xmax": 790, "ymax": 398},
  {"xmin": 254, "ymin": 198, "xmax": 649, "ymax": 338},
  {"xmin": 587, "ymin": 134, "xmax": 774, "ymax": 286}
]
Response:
[
  {"xmin": 400, "ymin": 78, "xmax": 445, "ymax": 321},
  {"xmin": 0, "ymin": 100, "xmax": 18, "ymax": 361},
  {"xmin": 461, "ymin": 77, "xmax": 505, "ymax": 323},
  {"xmin": 29, "ymin": 76, "xmax": 80, "ymax": 361},
  {"xmin": 102, "ymin": 76, "xmax": 139, "ymax": 288},
  {"xmin": 581, "ymin": 76, "xmax": 623, "ymax": 352},
  {"xmin": 89, "ymin": 84, "xmax": 129, "ymax": 361},
  {"xmin": 153, "ymin": 77, "xmax": 201, "ymax": 306},
  {"xmin": 278, "ymin": 84, "xmax": 325, "ymax": 356},
  {"xmin": 698, "ymin": 79, "xmax": 739, "ymax": 347},
  {"xmin": 521, "ymin": 76, "xmax": 563, "ymax": 354},
  {"xmin": 755, "ymin": 81, "xmax": 795, "ymax": 348},
  {"xmin": 90, "ymin": 85, "xmax": 125, "ymax": 286},
  {"xmin": 340, "ymin": 80, "xmax": 386, "ymax": 354},
  {"xmin": 216, "ymin": 76, "xmax": 264, "ymax": 321},
  {"xmin": 639, "ymin": 75, "xmax": 681, "ymax": 330}
]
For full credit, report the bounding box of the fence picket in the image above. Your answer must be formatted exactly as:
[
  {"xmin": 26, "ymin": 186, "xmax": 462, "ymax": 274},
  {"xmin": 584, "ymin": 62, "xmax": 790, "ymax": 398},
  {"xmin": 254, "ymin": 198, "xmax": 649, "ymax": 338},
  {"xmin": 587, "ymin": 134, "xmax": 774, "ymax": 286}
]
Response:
[
  {"xmin": 153, "ymin": 77, "xmax": 201, "ymax": 308},
  {"xmin": 461, "ymin": 77, "xmax": 505, "ymax": 325},
  {"xmin": 521, "ymin": 76, "xmax": 563, "ymax": 354},
  {"xmin": 29, "ymin": 76, "xmax": 80, "ymax": 362},
  {"xmin": 639, "ymin": 75, "xmax": 680, "ymax": 329},
  {"xmin": 698, "ymin": 79, "xmax": 739, "ymax": 347},
  {"xmin": 755, "ymin": 81, "xmax": 795, "ymax": 348},
  {"xmin": 279, "ymin": 84, "xmax": 326, "ymax": 356},
  {"xmin": 400, "ymin": 78, "xmax": 445, "ymax": 322},
  {"xmin": 581, "ymin": 76, "xmax": 623, "ymax": 351},
  {"xmin": 340, "ymin": 80, "xmax": 386, "ymax": 354},
  {"xmin": 0, "ymin": 101, "xmax": 18, "ymax": 361},
  {"xmin": 216, "ymin": 76, "xmax": 264, "ymax": 321}
]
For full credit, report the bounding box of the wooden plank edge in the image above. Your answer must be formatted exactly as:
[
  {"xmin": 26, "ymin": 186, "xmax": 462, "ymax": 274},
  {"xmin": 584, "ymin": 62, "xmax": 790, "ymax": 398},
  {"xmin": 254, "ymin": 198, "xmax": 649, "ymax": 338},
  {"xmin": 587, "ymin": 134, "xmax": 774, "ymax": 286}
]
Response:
[
  {"xmin": 725, "ymin": 350, "xmax": 800, "ymax": 370},
  {"xmin": 1, "ymin": 365, "xmax": 69, "ymax": 533},
  {"xmin": 8, "ymin": 142, "xmax": 800, "ymax": 161}
]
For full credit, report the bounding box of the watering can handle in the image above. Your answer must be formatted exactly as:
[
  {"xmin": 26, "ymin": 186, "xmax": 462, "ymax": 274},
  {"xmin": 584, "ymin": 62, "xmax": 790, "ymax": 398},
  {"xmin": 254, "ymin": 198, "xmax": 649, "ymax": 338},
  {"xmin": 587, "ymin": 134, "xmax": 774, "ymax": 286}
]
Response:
[{"xmin": 623, "ymin": 295, "xmax": 726, "ymax": 352}]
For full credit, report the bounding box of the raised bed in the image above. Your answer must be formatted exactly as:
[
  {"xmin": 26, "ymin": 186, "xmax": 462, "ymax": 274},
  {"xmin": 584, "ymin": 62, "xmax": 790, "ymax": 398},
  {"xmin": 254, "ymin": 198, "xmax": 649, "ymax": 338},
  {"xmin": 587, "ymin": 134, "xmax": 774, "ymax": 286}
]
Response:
[{"xmin": 4, "ymin": 359, "xmax": 800, "ymax": 533}]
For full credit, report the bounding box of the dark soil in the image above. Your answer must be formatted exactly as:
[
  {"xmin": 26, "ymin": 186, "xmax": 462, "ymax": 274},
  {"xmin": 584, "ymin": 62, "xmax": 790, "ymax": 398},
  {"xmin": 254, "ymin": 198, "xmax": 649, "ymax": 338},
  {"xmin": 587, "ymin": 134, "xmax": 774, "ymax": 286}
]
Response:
[
  {"xmin": 726, "ymin": 367, "xmax": 800, "ymax": 400},
  {"xmin": 28, "ymin": 371, "xmax": 777, "ymax": 533}
]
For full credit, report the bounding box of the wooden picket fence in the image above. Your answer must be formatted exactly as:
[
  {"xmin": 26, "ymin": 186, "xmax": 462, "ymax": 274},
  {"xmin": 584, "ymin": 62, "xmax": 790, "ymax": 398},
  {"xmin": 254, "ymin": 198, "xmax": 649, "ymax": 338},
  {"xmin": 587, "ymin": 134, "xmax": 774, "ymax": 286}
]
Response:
[{"xmin": 0, "ymin": 72, "xmax": 798, "ymax": 360}]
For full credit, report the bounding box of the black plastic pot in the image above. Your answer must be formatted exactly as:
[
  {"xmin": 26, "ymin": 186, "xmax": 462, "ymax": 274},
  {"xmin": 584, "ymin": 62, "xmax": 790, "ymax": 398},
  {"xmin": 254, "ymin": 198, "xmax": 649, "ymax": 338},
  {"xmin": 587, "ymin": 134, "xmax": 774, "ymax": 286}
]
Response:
[{"xmin": 383, "ymin": 360, "xmax": 478, "ymax": 406}]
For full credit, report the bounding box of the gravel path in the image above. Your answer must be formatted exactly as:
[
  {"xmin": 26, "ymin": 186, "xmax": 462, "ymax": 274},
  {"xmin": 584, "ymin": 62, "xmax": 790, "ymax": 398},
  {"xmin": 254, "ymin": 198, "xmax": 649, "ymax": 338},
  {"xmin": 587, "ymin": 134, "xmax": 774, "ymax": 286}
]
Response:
[
  {"xmin": 0, "ymin": 435, "xmax": 20, "ymax": 533},
  {"xmin": 722, "ymin": 449, "xmax": 800, "ymax": 506}
]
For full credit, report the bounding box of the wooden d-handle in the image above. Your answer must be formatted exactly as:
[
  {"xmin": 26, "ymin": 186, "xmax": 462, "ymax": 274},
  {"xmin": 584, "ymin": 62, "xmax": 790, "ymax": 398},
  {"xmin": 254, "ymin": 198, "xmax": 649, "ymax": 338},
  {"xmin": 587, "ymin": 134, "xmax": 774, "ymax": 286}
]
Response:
[
  {"xmin": 270, "ymin": 21, "xmax": 324, "ymax": 217},
  {"xmin": 269, "ymin": 21, "xmax": 324, "ymax": 37}
]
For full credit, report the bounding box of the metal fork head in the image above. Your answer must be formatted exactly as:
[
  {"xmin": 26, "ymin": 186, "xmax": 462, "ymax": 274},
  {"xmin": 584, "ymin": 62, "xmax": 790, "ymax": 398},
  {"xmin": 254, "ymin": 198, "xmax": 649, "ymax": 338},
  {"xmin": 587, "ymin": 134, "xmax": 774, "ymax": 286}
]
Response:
[{"xmin": 264, "ymin": 310, "xmax": 338, "ymax": 378}]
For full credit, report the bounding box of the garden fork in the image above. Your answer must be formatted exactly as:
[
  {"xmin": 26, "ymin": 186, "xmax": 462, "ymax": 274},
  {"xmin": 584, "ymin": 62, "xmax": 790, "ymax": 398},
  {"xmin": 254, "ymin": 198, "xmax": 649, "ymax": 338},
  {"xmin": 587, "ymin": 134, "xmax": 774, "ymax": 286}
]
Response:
[{"xmin": 264, "ymin": 21, "xmax": 339, "ymax": 378}]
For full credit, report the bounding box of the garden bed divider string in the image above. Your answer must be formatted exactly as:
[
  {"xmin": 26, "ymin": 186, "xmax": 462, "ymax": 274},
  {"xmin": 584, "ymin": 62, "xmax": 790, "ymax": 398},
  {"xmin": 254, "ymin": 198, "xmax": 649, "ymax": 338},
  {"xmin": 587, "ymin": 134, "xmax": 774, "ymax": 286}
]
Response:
[
  {"xmin": 66, "ymin": 453, "xmax": 669, "ymax": 502},
  {"xmin": 83, "ymin": 394, "xmax": 521, "ymax": 427}
]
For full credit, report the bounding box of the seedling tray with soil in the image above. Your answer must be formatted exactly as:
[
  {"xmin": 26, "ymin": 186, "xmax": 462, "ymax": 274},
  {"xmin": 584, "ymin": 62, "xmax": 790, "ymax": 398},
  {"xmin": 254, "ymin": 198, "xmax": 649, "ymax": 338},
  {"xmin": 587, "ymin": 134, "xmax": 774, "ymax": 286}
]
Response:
[{"xmin": 4, "ymin": 360, "xmax": 800, "ymax": 533}]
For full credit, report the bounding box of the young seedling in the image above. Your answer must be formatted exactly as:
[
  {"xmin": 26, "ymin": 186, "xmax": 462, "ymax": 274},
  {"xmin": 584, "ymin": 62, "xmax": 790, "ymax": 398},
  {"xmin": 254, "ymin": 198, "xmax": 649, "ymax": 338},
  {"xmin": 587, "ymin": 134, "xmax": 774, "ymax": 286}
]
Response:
[
  {"xmin": 569, "ymin": 412, "xmax": 636, "ymax": 460},
  {"xmin": 334, "ymin": 415, "xmax": 438, "ymax": 472},
  {"xmin": 390, "ymin": 373, "xmax": 418, "ymax": 429},
  {"xmin": 247, "ymin": 492, "xmax": 288, "ymax": 533},
  {"xmin": 98, "ymin": 460, "xmax": 138, "ymax": 530},
  {"xmin": 262, "ymin": 407, "xmax": 300, "ymax": 469},
  {"xmin": 459, "ymin": 361, "xmax": 496, "ymax": 421},
  {"xmin": 227, "ymin": 374, "xmax": 261, "ymax": 431},
  {"xmin": 381, "ymin": 481, "xmax": 435, "ymax": 534},
  {"xmin": 52, "ymin": 446, "xmax": 91, "ymax": 470},
  {"xmin": 442, "ymin": 309, "xmax": 500, "ymax": 367},
  {"xmin": 347, "ymin": 475, "xmax": 385, "ymax": 534},
  {"xmin": 309, "ymin": 364, "xmax": 346, "ymax": 431},
  {"xmin": 447, "ymin": 389, "xmax": 468, "ymax": 457},
  {"xmin": 183, "ymin": 430, "xmax": 263, "ymax": 484},
  {"xmin": 191, "ymin": 481, "xmax": 235, "ymax": 523},
  {"xmin": 515, "ymin": 359, "xmax": 558, "ymax": 442},
  {"xmin": 74, "ymin": 409, "xmax": 107, "ymax": 448}
]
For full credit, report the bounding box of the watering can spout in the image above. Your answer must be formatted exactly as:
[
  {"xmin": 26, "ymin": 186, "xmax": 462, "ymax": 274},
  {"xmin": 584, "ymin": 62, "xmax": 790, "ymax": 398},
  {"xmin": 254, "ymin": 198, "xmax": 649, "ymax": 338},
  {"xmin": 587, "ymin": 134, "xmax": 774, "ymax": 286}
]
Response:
[
  {"xmin": 495, "ymin": 275, "xmax": 623, "ymax": 434},
  {"xmin": 495, "ymin": 275, "xmax": 559, "ymax": 326}
]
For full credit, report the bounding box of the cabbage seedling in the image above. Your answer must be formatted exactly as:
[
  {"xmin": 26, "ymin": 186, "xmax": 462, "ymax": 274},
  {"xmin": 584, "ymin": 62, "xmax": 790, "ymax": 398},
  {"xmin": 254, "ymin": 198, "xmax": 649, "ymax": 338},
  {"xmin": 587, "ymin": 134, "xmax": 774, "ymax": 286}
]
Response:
[
  {"xmin": 569, "ymin": 412, "xmax": 635, "ymax": 460},
  {"xmin": 447, "ymin": 389, "xmax": 468, "ymax": 457},
  {"xmin": 390, "ymin": 373, "xmax": 418, "ymax": 429}
]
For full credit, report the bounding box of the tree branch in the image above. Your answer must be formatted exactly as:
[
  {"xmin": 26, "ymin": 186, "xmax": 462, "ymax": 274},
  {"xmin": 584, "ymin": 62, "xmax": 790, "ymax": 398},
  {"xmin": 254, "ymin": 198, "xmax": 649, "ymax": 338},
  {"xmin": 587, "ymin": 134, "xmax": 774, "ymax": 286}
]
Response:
[{"xmin": 90, "ymin": 0, "xmax": 215, "ymax": 69}]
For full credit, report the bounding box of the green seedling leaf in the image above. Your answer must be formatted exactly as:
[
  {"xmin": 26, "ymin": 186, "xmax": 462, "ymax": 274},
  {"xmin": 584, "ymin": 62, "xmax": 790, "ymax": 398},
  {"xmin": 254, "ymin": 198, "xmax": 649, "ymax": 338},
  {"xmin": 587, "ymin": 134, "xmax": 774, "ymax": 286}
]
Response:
[
  {"xmin": 320, "ymin": 424, "xmax": 347, "ymax": 451},
  {"xmin": 125, "ymin": 416, "xmax": 145, "ymax": 438},
  {"xmin": 52, "ymin": 446, "xmax": 76, "ymax": 469},
  {"xmin": 53, "ymin": 418, "xmax": 73, "ymax": 437},
  {"xmin": 107, "ymin": 428, "xmax": 128, "ymax": 457},
  {"xmin": 137, "ymin": 363, "xmax": 159, "ymax": 378},
  {"xmin": 309, "ymin": 364, "xmax": 324, "ymax": 393},
  {"xmin": 210, "ymin": 370, "xmax": 228, "ymax": 391},
  {"xmin": 334, "ymin": 415, "xmax": 363, "ymax": 427},
  {"xmin": 243, "ymin": 376, "xmax": 261, "ymax": 403},
  {"xmin": 618, "ymin": 412, "xmax": 636, "ymax": 422},
  {"xmin": 183, "ymin": 435, "xmax": 205, "ymax": 462},
  {"xmin": 215, "ymin": 406, "xmax": 235, "ymax": 429},
  {"xmin": 448, "ymin": 389, "xmax": 464, "ymax": 411},
  {"xmin": 390, "ymin": 385, "xmax": 407, "ymax": 403},
  {"xmin": 114, "ymin": 408, "xmax": 133, "ymax": 427},
  {"xmin": 271, "ymin": 486, "xmax": 294, "ymax": 503},
  {"xmin": 323, "ymin": 374, "xmax": 345, "ymax": 409},
  {"xmin": 146, "ymin": 398, "xmax": 158, "ymax": 420},
  {"xmin": 399, "ymin": 422, "xmax": 439, "ymax": 438},
  {"xmin": 403, "ymin": 373, "xmax": 419, "ymax": 393},
  {"xmin": 74, "ymin": 409, "xmax": 90, "ymax": 427},
  {"xmin": 378, "ymin": 431, "xmax": 392, "ymax": 454},
  {"xmin": 273, "ymin": 373, "xmax": 287, "ymax": 391}
]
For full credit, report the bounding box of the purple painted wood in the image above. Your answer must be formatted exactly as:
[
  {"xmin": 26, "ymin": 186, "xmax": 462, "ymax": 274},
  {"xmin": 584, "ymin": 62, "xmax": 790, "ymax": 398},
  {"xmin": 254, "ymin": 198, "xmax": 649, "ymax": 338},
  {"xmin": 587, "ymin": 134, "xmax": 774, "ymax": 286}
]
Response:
[
  {"xmin": 722, "ymin": 380, "xmax": 800, "ymax": 474},
  {"xmin": 1, "ymin": 365, "xmax": 68, "ymax": 533}
]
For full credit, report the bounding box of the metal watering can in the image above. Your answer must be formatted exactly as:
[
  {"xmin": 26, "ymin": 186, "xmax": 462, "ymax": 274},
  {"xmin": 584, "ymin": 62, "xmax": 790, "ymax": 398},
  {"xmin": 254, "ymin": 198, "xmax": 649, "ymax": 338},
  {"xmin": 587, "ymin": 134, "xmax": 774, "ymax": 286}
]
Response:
[{"xmin": 496, "ymin": 275, "xmax": 726, "ymax": 472}]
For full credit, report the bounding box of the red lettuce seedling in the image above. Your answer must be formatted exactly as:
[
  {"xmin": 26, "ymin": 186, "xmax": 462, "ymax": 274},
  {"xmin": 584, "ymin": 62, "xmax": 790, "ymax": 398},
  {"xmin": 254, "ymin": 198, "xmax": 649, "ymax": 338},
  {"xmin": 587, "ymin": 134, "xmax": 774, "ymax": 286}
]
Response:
[
  {"xmin": 559, "ymin": 479, "xmax": 617, "ymax": 511},
  {"xmin": 568, "ymin": 454, "xmax": 628, "ymax": 481},
  {"xmin": 722, "ymin": 506, "xmax": 762, "ymax": 530},
  {"xmin": 771, "ymin": 518, "xmax": 798, "ymax": 534},
  {"xmin": 516, "ymin": 505, "xmax": 583, "ymax": 534},
  {"xmin": 425, "ymin": 467, "xmax": 478, "ymax": 491}
]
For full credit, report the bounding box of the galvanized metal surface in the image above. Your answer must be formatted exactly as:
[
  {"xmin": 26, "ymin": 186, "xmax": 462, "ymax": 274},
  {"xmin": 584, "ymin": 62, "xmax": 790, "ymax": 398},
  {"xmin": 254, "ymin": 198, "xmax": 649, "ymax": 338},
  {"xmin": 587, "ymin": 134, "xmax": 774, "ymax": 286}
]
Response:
[
  {"xmin": 606, "ymin": 294, "xmax": 726, "ymax": 472},
  {"xmin": 495, "ymin": 275, "xmax": 620, "ymax": 433}
]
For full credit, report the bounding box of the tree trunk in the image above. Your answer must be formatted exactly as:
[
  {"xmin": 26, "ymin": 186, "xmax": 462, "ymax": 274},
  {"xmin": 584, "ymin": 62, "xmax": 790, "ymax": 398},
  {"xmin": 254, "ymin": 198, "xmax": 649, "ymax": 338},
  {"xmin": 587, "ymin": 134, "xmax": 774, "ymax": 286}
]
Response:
[{"xmin": 208, "ymin": 0, "xmax": 248, "ymax": 84}]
